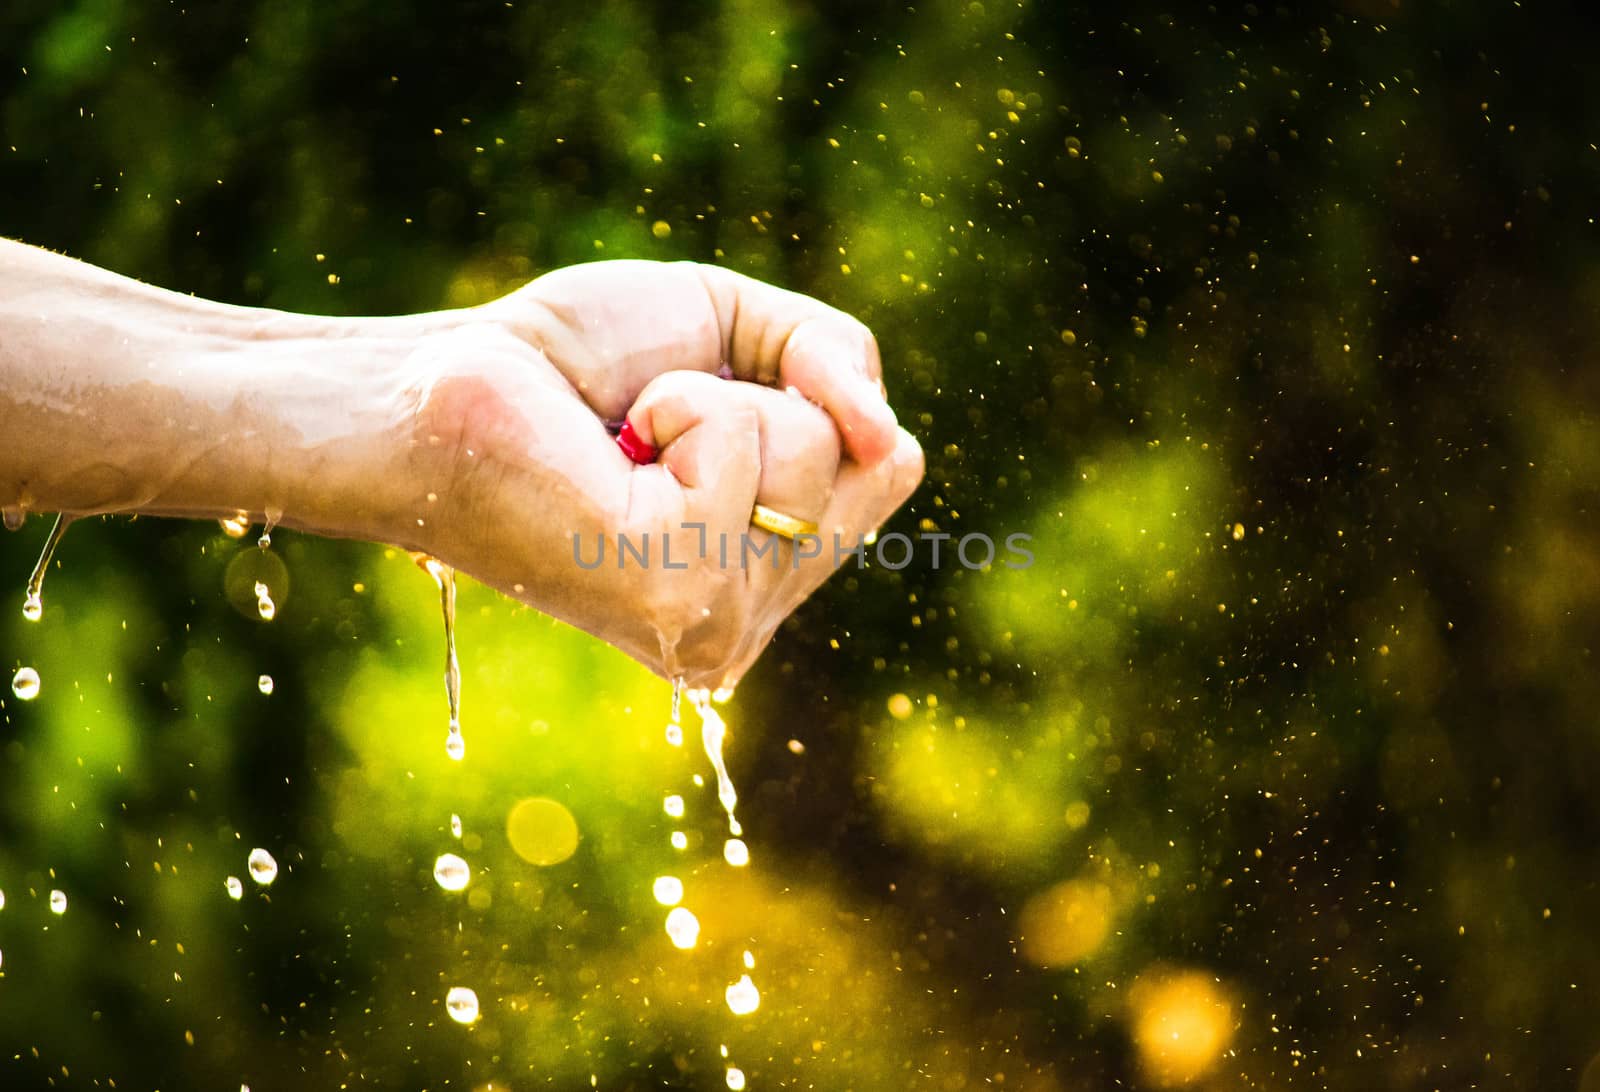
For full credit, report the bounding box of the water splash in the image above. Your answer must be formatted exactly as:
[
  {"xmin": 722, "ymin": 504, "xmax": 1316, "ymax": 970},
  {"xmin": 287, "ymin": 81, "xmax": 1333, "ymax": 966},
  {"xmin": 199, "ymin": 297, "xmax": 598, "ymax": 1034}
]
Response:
[
  {"xmin": 665, "ymin": 905, "xmax": 700, "ymax": 949},
  {"xmin": 11, "ymin": 667, "xmax": 40, "ymax": 700},
  {"xmin": 433, "ymin": 853, "xmax": 470, "ymax": 892},
  {"xmin": 445, "ymin": 986, "xmax": 480, "ymax": 1025},
  {"xmin": 724, "ymin": 974, "xmax": 760, "ymax": 1016},
  {"xmin": 416, "ymin": 556, "xmax": 464, "ymax": 761},
  {"xmin": 690, "ymin": 690, "xmax": 742, "ymax": 836},
  {"xmin": 247, "ymin": 848, "xmax": 279, "ymax": 885},
  {"xmin": 22, "ymin": 514, "xmax": 72, "ymax": 622},
  {"xmin": 254, "ymin": 582, "xmax": 276, "ymax": 621}
]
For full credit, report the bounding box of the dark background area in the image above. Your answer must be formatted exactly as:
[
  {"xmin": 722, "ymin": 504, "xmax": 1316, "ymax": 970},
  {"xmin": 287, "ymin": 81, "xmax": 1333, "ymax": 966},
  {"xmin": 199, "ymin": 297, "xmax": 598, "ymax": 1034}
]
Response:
[{"xmin": 3, "ymin": 1, "xmax": 1600, "ymax": 1089}]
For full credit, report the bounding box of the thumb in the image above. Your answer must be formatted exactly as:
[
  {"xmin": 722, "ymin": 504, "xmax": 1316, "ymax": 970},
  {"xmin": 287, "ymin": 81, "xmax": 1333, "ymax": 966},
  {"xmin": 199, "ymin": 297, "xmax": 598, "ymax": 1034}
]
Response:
[{"xmin": 625, "ymin": 370, "xmax": 760, "ymax": 535}]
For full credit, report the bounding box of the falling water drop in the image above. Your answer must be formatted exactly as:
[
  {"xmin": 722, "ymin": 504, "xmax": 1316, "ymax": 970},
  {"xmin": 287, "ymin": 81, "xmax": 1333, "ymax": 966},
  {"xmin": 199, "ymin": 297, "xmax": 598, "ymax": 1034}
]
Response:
[
  {"xmin": 2, "ymin": 506, "xmax": 23, "ymax": 532},
  {"xmin": 258, "ymin": 506, "xmax": 282, "ymax": 549},
  {"xmin": 725, "ymin": 974, "xmax": 761, "ymax": 1016},
  {"xmin": 663, "ymin": 794, "xmax": 685, "ymax": 819},
  {"xmin": 652, "ymin": 876, "xmax": 684, "ymax": 906},
  {"xmin": 48, "ymin": 889, "xmax": 67, "ymax": 915},
  {"xmin": 665, "ymin": 676, "xmax": 685, "ymax": 746},
  {"xmin": 22, "ymin": 514, "xmax": 72, "ymax": 622},
  {"xmin": 247, "ymin": 848, "xmax": 278, "ymax": 886},
  {"xmin": 225, "ymin": 876, "xmax": 243, "ymax": 900},
  {"xmin": 416, "ymin": 556, "xmax": 464, "ymax": 761},
  {"xmin": 433, "ymin": 853, "xmax": 471, "ymax": 892},
  {"xmin": 723, "ymin": 838, "xmax": 750, "ymax": 867},
  {"xmin": 725, "ymin": 1068, "xmax": 747, "ymax": 1091},
  {"xmin": 445, "ymin": 986, "xmax": 480, "ymax": 1025},
  {"xmin": 254, "ymin": 582, "xmax": 276, "ymax": 621},
  {"xmin": 670, "ymin": 831, "xmax": 688, "ymax": 851},
  {"xmin": 450, "ymin": 813, "xmax": 463, "ymax": 839},
  {"xmin": 11, "ymin": 667, "xmax": 40, "ymax": 700},
  {"xmin": 257, "ymin": 674, "xmax": 274, "ymax": 695},
  {"xmin": 665, "ymin": 905, "xmax": 700, "ymax": 949},
  {"xmin": 691, "ymin": 691, "xmax": 742, "ymax": 836},
  {"xmin": 0, "ymin": 888, "xmax": 7, "ymax": 910}
]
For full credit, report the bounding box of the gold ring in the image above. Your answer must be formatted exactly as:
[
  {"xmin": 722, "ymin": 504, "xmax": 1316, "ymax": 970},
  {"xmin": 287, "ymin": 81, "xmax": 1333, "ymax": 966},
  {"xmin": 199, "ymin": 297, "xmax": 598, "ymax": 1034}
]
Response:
[{"xmin": 750, "ymin": 503, "xmax": 818, "ymax": 540}]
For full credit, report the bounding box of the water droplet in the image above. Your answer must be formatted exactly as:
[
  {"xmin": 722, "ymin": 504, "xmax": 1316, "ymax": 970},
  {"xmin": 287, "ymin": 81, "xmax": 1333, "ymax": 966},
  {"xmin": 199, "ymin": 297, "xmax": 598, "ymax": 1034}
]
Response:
[
  {"xmin": 259, "ymin": 506, "xmax": 282, "ymax": 550},
  {"xmin": 445, "ymin": 986, "xmax": 480, "ymax": 1025},
  {"xmin": 743, "ymin": 949, "xmax": 755, "ymax": 969},
  {"xmin": 48, "ymin": 889, "xmax": 67, "ymax": 914},
  {"xmin": 691, "ymin": 691, "xmax": 741, "ymax": 835},
  {"xmin": 254, "ymin": 582, "xmax": 276, "ymax": 621},
  {"xmin": 0, "ymin": 888, "xmax": 6, "ymax": 910},
  {"xmin": 450, "ymin": 813, "xmax": 463, "ymax": 839},
  {"xmin": 725, "ymin": 1067, "xmax": 746, "ymax": 1090},
  {"xmin": 712, "ymin": 687, "xmax": 735, "ymax": 704},
  {"xmin": 723, "ymin": 838, "xmax": 750, "ymax": 867},
  {"xmin": 219, "ymin": 513, "xmax": 250, "ymax": 538},
  {"xmin": 663, "ymin": 794, "xmax": 685, "ymax": 819},
  {"xmin": 416, "ymin": 556, "xmax": 464, "ymax": 760},
  {"xmin": 11, "ymin": 667, "xmax": 40, "ymax": 700},
  {"xmin": 724, "ymin": 974, "xmax": 760, "ymax": 1016},
  {"xmin": 666, "ymin": 677, "xmax": 684, "ymax": 745},
  {"xmin": 22, "ymin": 514, "xmax": 72, "ymax": 623},
  {"xmin": 652, "ymin": 876, "xmax": 684, "ymax": 906},
  {"xmin": 2, "ymin": 506, "xmax": 23, "ymax": 531},
  {"xmin": 664, "ymin": 905, "xmax": 700, "ymax": 949},
  {"xmin": 225, "ymin": 876, "xmax": 243, "ymax": 900},
  {"xmin": 670, "ymin": 831, "xmax": 688, "ymax": 850},
  {"xmin": 257, "ymin": 674, "xmax": 274, "ymax": 695},
  {"xmin": 247, "ymin": 848, "xmax": 278, "ymax": 885},
  {"xmin": 433, "ymin": 852, "xmax": 471, "ymax": 892}
]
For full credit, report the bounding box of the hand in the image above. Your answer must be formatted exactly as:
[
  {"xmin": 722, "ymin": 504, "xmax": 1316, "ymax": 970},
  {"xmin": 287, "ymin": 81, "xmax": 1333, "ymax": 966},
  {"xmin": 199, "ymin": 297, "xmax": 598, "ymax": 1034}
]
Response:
[
  {"xmin": 403, "ymin": 261, "xmax": 923, "ymax": 687},
  {"xmin": 0, "ymin": 243, "xmax": 922, "ymax": 688},
  {"xmin": 488, "ymin": 259, "xmax": 903, "ymax": 466}
]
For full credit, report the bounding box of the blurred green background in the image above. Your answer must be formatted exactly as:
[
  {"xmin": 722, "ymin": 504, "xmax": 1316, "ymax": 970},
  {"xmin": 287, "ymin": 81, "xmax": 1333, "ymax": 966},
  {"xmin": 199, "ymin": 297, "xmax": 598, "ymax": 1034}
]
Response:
[{"xmin": 4, "ymin": 0, "xmax": 1600, "ymax": 1088}]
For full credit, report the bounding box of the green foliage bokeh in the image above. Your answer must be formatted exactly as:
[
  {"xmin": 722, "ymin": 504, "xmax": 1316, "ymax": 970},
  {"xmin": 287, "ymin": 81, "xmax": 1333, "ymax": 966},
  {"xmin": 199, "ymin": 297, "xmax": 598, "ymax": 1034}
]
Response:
[{"xmin": 3, "ymin": 1, "xmax": 1600, "ymax": 1089}]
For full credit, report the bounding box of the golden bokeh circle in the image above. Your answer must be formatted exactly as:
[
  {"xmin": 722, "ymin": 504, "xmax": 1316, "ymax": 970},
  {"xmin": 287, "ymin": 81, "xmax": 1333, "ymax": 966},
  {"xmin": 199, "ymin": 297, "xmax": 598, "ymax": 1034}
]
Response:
[{"xmin": 505, "ymin": 797, "xmax": 580, "ymax": 866}]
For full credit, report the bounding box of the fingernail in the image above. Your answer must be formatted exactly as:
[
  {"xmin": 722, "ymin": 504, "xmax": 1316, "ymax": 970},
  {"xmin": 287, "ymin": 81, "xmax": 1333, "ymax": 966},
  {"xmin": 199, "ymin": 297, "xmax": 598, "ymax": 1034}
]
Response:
[{"xmin": 616, "ymin": 419, "xmax": 658, "ymax": 464}]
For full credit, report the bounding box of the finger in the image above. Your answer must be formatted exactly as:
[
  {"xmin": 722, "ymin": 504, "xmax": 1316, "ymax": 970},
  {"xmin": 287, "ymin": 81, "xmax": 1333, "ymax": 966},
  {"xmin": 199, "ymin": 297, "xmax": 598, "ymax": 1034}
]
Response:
[
  {"xmin": 718, "ymin": 426, "xmax": 924, "ymax": 690},
  {"xmin": 693, "ymin": 264, "xmax": 899, "ymax": 467},
  {"xmin": 625, "ymin": 371, "xmax": 761, "ymax": 534},
  {"xmin": 627, "ymin": 373, "xmax": 841, "ymax": 524}
]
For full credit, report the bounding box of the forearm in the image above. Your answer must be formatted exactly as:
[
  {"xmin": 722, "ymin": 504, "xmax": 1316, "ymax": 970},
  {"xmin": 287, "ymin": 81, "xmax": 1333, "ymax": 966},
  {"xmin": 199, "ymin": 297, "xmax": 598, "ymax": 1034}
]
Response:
[{"xmin": 0, "ymin": 240, "xmax": 440, "ymax": 541}]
